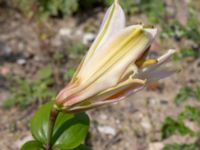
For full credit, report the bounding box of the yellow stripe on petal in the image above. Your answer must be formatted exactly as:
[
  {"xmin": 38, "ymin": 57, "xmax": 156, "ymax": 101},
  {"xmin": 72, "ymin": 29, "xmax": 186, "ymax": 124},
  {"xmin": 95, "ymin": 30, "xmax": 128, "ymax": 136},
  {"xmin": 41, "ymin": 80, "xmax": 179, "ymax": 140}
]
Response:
[
  {"xmin": 60, "ymin": 26, "xmax": 156, "ymax": 106},
  {"xmin": 85, "ymin": 3, "xmax": 116, "ymax": 60},
  {"xmin": 56, "ymin": 26, "xmax": 156, "ymax": 108},
  {"xmin": 79, "ymin": 26, "xmax": 155, "ymax": 84},
  {"xmin": 73, "ymin": 0, "xmax": 125, "ymax": 81},
  {"xmin": 79, "ymin": 26, "xmax": 143, "ymax": 80}
]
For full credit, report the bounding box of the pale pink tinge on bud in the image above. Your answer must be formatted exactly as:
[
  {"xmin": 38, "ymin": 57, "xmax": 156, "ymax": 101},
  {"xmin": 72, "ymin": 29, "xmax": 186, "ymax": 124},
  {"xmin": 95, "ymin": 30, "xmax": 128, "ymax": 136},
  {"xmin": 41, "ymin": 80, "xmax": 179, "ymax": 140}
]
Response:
[{"xmin": 55, "ymin": 0, "xmax": 177, "ymax": 112}]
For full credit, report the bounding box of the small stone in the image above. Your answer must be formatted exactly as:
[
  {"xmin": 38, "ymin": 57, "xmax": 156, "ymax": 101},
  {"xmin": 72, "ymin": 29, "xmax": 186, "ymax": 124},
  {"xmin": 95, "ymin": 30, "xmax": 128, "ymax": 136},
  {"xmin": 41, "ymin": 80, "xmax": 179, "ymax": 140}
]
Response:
[
  {"xmin": 149, "ymin": 142, "xmax": 164, "ymax": 150},
  {"xmin": 59, "ymin": 28, "xmax": 71, "ymax": 37},
  {"xmin": 34, "ymin": 55, "xmax": 42, "ymax": 61},
  {"xmin": 137, "ymin": 113, "xmax": 152, "ymax": 133},
  {"xmin": 18, "ymin": 42, "xmax": 25, "ymax": 51},
  {"xmin": 83, "ymin": 32, "xmax": 95, "ymax": 45},
  {"xmin": 75, "ymin": 29, "xmax": 83, "ymax": 36},
  {"xmin": 100, "ymin": 114, "xmax": 108, "ymax": 120},
  {"xmin": 185, "ymin": 120, "xmax": 199, "ymax": 131},
  {"xmin": 17, "ymin": 58, "xmax": 26, "ymax": 65},
  {"xmin": 98, "ymin": 125, "xmax": 116, "ymax": 136},
  {"xmin": 140, "ymin": 117, "xmax": 152, "ymax": 133}
]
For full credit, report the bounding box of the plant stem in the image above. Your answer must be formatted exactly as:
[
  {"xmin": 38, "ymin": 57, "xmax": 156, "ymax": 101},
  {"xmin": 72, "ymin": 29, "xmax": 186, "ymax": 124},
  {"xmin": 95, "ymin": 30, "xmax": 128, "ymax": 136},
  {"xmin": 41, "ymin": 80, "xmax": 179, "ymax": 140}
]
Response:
[{"xmin": 46, "ymin": 107, "xmax": 59, "ymax": 150}]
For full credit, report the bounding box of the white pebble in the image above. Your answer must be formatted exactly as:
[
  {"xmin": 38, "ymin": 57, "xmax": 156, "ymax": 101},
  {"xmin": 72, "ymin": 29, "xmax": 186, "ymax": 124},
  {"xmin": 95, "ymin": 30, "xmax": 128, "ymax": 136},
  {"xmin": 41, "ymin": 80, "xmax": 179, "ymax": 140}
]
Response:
[
  {"xmin": 83, "ymin": 32, "xmax": 95, "ymax": 45},
  {"xmin": 17, "ymin": 58, "xmax": 26, "ymax": 65},
  {"xmin": 98, "ymin": 125, "xmax": 116, "ymax": 136}
]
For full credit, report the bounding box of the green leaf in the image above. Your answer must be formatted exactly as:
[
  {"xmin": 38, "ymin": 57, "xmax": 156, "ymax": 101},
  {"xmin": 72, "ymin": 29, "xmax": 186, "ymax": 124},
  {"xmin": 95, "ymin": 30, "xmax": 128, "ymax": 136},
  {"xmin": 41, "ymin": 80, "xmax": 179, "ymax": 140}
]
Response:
[
  {"xmin": 21, "ymin": 140, "xmax": 43, "ymax": 150},
  {"xmin": 194, "ymin": 86, "xmax": 200, "ymax": 100},
  {"xmin": 163, "ymin": 143, "xmax": 199, "ymax": 150},
  {"xmin": 3, "ymin": 67, "xmax": 55, "ymax": 109},
  {"xmin": 70, "ymin": 144, "xmax": 91, "ymax": 150},
  {"xmin": 37, "ymin": 66, "xmax": 53, "ymax": 80},
  {"xmin": 175, "ymin": 87, "xmax": 193, "ymax": 104},
  {"xmin": 31, "ymin": 102, "xmax": 52, "ymax": 144},
  {"xmin": 180, "ymin": 106, "xmax": 200, "ymax": 125},
  {"xmin": 161, "ymin": 117, "xmax": 194, "ymax": 139},
  {"xmin": 31, "ymin": 101, "xmax": 90, "ymax": 149},
  {"xmin": 53, "ymin": 112, "xmax": 89, "ymax": 149}
]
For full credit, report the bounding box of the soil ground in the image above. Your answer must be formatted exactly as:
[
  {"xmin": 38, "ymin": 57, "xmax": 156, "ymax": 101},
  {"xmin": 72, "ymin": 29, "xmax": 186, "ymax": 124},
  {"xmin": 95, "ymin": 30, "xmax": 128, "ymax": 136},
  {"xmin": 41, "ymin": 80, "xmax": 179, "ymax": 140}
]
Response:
[{"xmin": 0, "ymin": 1, "xmax": 200, "ymax": 150}]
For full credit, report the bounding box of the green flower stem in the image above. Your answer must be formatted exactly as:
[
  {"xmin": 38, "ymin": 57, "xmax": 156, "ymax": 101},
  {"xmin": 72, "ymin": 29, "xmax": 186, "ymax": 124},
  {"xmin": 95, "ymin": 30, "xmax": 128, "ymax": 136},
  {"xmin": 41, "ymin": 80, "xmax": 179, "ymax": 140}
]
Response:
[{"xmin": 46, "ymin": 106, "xmax": 59, "ymax": 150}]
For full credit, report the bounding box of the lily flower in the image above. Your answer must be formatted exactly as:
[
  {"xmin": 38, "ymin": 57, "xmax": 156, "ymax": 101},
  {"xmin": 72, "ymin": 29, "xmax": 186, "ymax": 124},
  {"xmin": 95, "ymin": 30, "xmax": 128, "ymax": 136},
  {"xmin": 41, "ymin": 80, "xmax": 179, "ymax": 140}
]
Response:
[{"xmin": 55, "ymin": 0, "xmax": 176, "ymax": 112}]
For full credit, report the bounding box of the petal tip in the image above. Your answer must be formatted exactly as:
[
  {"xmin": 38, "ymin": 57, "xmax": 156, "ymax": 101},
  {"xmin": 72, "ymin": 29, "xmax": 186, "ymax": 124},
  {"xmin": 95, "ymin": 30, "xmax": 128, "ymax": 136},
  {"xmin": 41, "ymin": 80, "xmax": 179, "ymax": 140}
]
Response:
[
  {"xmin": 168, "ymin": 49, "xmax": 177, "ymax": 54},
  {"xmin": 144, "ymin": 27, "xmax": 158, "ymax": 38}
]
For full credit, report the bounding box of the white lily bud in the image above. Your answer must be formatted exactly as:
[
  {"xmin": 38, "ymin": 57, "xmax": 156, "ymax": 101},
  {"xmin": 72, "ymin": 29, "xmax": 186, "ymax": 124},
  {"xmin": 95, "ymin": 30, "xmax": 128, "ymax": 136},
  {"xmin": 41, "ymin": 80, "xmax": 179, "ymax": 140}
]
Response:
[{"xmin": 55, "ymin": 0, "xmax": 176, "ymax": 112}]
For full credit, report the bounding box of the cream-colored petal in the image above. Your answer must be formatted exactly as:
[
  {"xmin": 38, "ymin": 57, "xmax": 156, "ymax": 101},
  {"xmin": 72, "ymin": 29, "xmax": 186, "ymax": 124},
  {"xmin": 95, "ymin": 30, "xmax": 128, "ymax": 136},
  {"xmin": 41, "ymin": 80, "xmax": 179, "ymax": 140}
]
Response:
[
  {"xmin": 60, "ymin": 26, "xmax": 156, "ymax": 107},
  {"xmin": 72, "ymin": 0, "xmax": 125, "ymax": 81},
  {"xmin": 119, "ymin": 59, "xmax": 158, "ymax": 82},
  {"xmin": 97, "ymin": 0, "xmax": 125, "ymax": 48},
  {"xmin": 143, "ymin": 49, "xmax": 176, "ymax": 72},
  {"xmin": 119, "ymin": 64, "xmax": 138, "ymax": 82},
  {"xmin": 139, "ymin": 67, "xmax": 177, "ymax": 82},
  {"xmin": 135, "ymin": 49, "xmax": 177, "ymax": 82},
  {"xmin": 66, "ymin": 81, "xmax": 145, "ymax": 112},
  {"xmin": 79, "ymin": 26, "xmax": 157, "ymax": 83},
  {"xmin": 66, "ymin": 78, "xmax": 145, "ymax": 108},
  {"xmin": 89, "ymin": 0, "xmax": 125, "ymax": 57}
]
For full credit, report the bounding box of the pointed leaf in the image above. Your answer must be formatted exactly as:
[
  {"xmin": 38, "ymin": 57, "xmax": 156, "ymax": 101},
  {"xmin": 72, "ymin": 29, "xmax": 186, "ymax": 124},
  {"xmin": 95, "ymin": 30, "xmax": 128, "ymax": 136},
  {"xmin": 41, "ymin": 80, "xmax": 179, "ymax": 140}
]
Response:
[
  {"xmin": 30, "ymin": 102, "xmax": 90, "ymax": 149},
  {"xmin": 53, "ymin": 112, "xmax": 89, "ymax": 149},
  {"xmin": 21, "ymin": 140, "xmax": 43, "ymax": 150}
]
